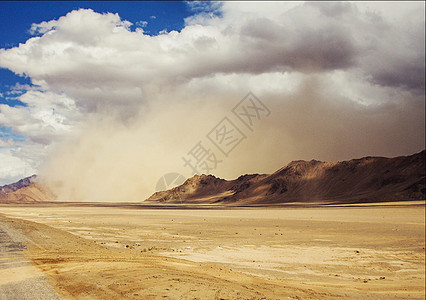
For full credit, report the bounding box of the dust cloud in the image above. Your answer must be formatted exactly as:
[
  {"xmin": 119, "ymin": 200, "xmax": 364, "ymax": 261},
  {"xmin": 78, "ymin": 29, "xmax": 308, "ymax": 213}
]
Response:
[{"xmin": 39, "ymin": 76, "xmax": 425, "ymax": 201}]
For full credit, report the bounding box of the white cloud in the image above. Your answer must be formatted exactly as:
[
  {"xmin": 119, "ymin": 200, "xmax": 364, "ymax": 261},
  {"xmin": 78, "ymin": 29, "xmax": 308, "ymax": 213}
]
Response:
[
  {"xmin": 185, "ymin": 1, "xmax": 223, "ymax": 14},
  {"xmin": 0, "ymin": 138, "xmax": 14, "ymax": 148},
  {"xmin": 136, "ymin": 20, "xmax": 148, "ymax": 28},
  {"xmin": 0, "ymin": 88, "xmax": 79, "ymax": 144},
  {"xmin": 2, "ymin": 5, "xmax": 423, "ymax": 100},
  {"xmin": 0, "ymin": 147, "xmax": 36, "ymax": 185}
]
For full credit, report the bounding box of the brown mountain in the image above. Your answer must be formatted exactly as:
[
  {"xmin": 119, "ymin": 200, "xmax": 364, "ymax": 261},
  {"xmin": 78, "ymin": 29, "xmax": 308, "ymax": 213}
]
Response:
[
  {"xmin": 146, "ymin": 150, "xmax": 426, "ymax": 205},
  {"xmin": 0, "ymin": 175, "xmax": 37, "ymax": 193},
  {"xmin": 0, "ymin": 175, "xmax": 55, "ymax": 203}
]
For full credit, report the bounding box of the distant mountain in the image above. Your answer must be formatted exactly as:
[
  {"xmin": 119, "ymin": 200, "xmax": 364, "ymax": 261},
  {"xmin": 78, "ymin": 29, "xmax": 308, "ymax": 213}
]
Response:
[
  {"xmin": 1, "ymin": 151, "xmax": 424, "ymax": 204},
  {"xmin": 0, "ymin": 175, "xmax": 55, "ymax": 203},
  {"xmin": 146, "ymin": 150, "xmax": 426, "ymax": 205},
  {"xmin": 0, "ymin": 175, "xmax": 37, "ymax": 193}
]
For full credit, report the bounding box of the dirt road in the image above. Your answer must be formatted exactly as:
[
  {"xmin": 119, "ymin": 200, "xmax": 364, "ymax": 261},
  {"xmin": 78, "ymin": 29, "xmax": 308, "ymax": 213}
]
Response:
[{"xmin": 0, "ymin": 219, "xmax": 63, "ymax": 300}]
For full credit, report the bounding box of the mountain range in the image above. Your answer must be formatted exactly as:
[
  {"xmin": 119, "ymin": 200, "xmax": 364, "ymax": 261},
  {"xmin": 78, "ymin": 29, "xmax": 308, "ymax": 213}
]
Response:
[
  {"xmin": 146, "ymin": 150, "xmax": 425, "ymax": 205},
  {"xmin": 1, "ymin": 150, "xmax": 425, "ymax": 204}
]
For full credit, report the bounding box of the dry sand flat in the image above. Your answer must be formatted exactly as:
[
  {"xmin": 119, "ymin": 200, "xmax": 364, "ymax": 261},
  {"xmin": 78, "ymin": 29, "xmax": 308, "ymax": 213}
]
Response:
[
  {"xmin": 0, "ymin": 214, "xmax": 324, "ymax": 300},
  {"xmin": 0, "ymin": 202, "xmax": 424, "ymax": 299},
  {"xmin": 0, "ymin": 219, "xmax": 63, "ymax": 300}
]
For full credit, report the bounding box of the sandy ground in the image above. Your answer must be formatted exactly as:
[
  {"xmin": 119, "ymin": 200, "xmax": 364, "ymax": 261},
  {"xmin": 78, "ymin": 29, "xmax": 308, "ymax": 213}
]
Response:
[{"xmin": 0, "ymin": 202, "xmax": 424, "ymax": 299}]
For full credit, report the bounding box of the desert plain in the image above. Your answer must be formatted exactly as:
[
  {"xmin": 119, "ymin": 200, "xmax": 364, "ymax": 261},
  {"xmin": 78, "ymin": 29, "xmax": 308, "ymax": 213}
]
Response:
[{"xmin": 0, "ymin": 202, "xmax": 424, "ymax": 299}]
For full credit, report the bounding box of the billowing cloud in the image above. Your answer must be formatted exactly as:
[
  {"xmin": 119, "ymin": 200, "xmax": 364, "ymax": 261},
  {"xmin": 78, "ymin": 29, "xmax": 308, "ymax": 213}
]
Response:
[
  {"xmin": 0, "ymin": 2, "xmax": 424, "ymax": 200},
  {"xmin": 136, "ymin": 20, "xmax": 148, "ymax": 28}
]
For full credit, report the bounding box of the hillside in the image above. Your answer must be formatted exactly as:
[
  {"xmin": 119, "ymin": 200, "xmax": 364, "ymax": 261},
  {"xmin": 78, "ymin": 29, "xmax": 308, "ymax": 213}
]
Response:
[
  {"xmin": 0, "ymin": 175, "xmax": 55, "ymax": 203},
  {"xmin": 0, "ymin": 175, "xmax": 37, "ymax": 193},
  {"xmin": 146, "ymin": 150, "xmax": 426, "ymax": 205}
]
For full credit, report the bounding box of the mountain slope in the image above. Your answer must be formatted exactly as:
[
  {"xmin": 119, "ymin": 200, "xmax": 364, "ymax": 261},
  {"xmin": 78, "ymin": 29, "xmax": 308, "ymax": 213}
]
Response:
[
  {"xmin": 146, "ymin": 150, "xmax": 426, "ymax": 205},
  {"xmin": 0, "ymin": 175, "xmax": 55, "ymax": 203},
  {"xmin": 0, "ymin": 175, "xmax": 37, "ymax": 193}
]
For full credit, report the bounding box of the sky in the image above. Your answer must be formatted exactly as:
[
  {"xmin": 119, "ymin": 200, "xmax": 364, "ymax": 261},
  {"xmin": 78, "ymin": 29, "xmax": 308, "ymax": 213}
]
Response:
[
  {"xmin": 0, "ymin": 1, "xmax": 193, "ymax": 115},
  {"xmin": 0, "ymin": 1, "xmax": 424, "ymax": 201}
]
